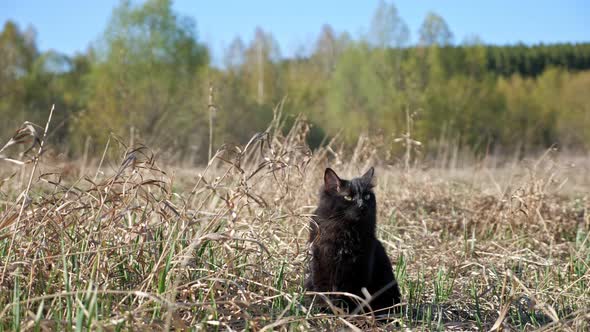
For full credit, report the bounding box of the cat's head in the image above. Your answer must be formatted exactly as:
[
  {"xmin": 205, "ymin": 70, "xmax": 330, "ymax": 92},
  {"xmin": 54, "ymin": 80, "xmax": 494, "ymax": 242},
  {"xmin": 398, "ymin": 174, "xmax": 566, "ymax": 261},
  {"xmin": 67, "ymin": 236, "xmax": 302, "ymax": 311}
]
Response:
[{"xmin": 320, "ymin": 167, "xmax": 376, "ymax": 221}]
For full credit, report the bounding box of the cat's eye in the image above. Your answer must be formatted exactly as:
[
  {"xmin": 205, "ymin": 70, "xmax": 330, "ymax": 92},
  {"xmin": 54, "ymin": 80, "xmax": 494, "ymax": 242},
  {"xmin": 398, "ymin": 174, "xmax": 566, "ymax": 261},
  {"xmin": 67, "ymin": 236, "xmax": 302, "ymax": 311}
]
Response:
[
  {"xmin": 343, "ymin": 195, "xmax": 353, "ymax": 201},
  {"xmin": 363, "ymin": 194, "xmax": 371, "ymax": 200}
]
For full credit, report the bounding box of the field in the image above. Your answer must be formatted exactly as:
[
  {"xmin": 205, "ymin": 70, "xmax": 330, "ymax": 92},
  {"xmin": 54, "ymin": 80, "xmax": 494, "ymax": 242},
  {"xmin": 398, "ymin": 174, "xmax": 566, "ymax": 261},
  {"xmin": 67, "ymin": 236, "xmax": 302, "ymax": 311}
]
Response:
[{"xmin": 1, "ymin": 115, "xmax": 589, "ymax": 331}]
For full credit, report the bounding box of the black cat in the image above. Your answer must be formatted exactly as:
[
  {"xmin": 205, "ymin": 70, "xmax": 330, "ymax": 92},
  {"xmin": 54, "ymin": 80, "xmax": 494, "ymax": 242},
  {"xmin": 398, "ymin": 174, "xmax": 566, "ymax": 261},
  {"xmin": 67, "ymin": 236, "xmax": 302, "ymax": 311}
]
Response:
[{"xmin": 305, "ymin": 167, "xmax": 401, "ymax": 314}]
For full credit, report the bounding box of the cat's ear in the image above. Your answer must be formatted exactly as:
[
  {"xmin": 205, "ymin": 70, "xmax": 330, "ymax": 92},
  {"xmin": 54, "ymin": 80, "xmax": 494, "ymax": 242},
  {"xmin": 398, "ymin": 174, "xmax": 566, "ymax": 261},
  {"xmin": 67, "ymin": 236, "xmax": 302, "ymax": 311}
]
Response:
[
  {"xmin": 324, "ymin": 168, "xmax": 341, "ymax": 192},
  {"xmin": 361, "ymin": 167, "xmax": 375, "ymax": 184}
]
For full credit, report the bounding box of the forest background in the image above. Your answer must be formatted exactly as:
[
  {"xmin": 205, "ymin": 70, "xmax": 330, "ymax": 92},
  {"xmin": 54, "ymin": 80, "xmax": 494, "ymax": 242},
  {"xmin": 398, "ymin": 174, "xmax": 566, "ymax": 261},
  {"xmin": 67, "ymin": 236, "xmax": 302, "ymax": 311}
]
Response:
[{"xmin": 1, "ymin": 0, "xmax": 589, "ymax": 165}]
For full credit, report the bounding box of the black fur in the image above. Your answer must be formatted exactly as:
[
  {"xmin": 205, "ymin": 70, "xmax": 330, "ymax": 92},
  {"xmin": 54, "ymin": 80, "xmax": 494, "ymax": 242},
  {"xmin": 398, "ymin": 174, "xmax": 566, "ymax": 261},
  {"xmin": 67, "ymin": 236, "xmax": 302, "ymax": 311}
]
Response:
[{"xmin": 305, "ymin": 167, "xmax": 401, "ymax": 314}]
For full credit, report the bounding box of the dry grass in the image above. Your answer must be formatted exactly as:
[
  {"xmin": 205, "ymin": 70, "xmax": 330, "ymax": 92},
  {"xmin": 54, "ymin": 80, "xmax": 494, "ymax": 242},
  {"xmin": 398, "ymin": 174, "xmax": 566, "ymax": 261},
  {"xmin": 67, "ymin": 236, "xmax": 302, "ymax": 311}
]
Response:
[{"xmin": 0, "ymin": 112, "xmax": 589, "ymax": 331}]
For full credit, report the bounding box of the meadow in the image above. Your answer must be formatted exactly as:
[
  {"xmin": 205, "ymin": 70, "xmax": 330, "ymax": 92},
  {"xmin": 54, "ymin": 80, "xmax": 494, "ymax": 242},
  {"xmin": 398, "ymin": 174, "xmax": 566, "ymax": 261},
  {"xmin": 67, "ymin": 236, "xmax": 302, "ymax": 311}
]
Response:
[{"xmin": 0, "ymin": 112, "xmax": 589, "ymax": 331}]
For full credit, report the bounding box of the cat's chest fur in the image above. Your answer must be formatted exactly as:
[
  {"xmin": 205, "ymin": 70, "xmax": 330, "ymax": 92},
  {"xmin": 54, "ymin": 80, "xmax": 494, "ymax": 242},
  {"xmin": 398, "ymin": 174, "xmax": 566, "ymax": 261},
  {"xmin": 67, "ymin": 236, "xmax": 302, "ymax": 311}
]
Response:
[{"xmin": 314, "ymin": 219, "xmax": 370, "ymax": 262}]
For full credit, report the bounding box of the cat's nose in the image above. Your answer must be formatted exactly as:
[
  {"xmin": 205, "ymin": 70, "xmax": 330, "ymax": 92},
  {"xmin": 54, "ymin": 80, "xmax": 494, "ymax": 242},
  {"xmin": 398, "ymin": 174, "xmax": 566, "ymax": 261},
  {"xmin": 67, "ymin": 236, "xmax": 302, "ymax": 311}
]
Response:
[{"xmin": 357, "ymin": 199, "xmax": 364, "ymax": 208}]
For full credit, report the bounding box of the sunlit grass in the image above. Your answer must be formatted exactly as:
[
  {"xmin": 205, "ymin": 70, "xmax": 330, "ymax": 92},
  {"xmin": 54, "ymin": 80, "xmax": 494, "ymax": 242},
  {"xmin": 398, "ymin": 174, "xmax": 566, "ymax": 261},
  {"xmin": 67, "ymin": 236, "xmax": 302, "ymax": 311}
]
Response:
[{"xmin": 0, "ymin": 114, "xmax": 589, "ymax": 331}]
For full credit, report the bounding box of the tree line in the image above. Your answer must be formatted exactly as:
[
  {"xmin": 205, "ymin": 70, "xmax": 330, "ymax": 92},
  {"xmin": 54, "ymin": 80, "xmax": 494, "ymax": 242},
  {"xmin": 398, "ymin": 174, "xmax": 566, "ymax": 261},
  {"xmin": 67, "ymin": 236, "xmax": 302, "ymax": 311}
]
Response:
[{"xmin": 1, "ymin": 0, "xmax": 589, "ymax": 164}]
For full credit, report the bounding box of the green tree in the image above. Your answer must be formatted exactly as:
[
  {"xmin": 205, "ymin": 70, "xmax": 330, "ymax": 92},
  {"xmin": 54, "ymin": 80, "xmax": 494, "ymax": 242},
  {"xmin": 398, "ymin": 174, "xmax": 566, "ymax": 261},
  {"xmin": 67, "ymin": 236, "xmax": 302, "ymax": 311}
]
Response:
[
  {"xmin": 419, "ymin": 12, "xmax": 453, "ymax": 46},
  {"xmin": 313, "ymin": 24, "xmax": 340, "ymax": 75},
  {"xmin": 558, "ymin": 70, "xmax": 590, "ymax": 149},
  {"xmin": 368, "ymin": 0, "xmax": 409, "ymax": 48},
  {"xmin": 0, "ymin": 21, "xmax": 38, "ymax": 132},
  {"xmin": 243, "ymin": 27, "xmax": 282, "ymax": 105},
  {"xmin": 73, "ymin": 0, "xmax": 209, "ymax": 158},
  {"xmin": 326, "ymin": 43, "xmax": 371, "ymax": 139},
  {"xmin": 216, "ymin": 35, "xmax": 273, "ymax": 145},
  {"xmin": 462, "ymin": 36, "xmax": 487, "ymax": 79}
]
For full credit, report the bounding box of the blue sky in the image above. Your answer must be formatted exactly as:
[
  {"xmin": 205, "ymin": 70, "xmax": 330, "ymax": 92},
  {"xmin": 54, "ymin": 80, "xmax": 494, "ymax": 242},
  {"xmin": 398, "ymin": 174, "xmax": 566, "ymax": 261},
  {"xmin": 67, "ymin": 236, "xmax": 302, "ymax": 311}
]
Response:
[{"xmin": 1, "ymin": 0, "xmax": 589, "ymax": 63}]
